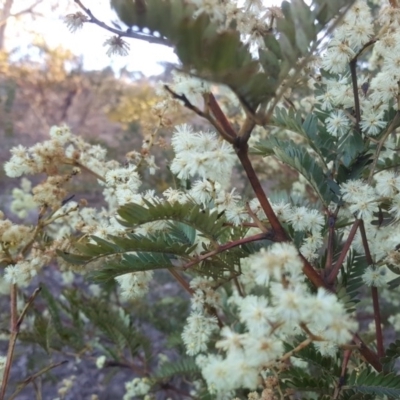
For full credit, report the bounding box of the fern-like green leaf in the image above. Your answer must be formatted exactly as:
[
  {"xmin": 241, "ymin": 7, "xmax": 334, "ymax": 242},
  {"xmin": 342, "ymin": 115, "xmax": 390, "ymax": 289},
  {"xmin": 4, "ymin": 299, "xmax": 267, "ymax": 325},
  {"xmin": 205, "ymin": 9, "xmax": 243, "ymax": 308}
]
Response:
[
  {"xmin": 346, "ymin": 369, "xmax": 400, "ymax": 398},
  {"xmin": 153, "ymin": 357, "xmax": 200, "ymax": 380},
  {"xmin": 253, "ymin": 136, "xmax": 338, "ymax": 205},
  {"xmin": 281, "ymin": 366, "xmax": 333, "ymax": 394},
  {"xmin": 90, "ymin": 252, "xmax": 177, "ymax": 282},
  {"xmin": 381, "ymin": 339, "xmax": 400, "ymax": 372},
  {"xmin": 117, "ymin": 200, "xmax": 226, "ymax": 241},
  {"xmin": 285, "ymin": 342, "xmax": 340, "ymax": 376},
  {"xmin": 337, "ymin": 250, "xmax": 367, "ymax": 312},
  {"xmin": 64, "ymin": 290, "xmax": 151, "ymax": 358}
]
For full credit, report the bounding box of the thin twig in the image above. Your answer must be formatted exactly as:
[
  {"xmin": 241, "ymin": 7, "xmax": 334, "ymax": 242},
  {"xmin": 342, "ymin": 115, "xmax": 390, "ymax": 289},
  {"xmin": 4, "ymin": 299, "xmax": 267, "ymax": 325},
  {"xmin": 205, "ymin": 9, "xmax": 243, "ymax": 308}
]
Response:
[
  {"xmin": 207, "ymin": 92, "xmax": 237, "ymax": 140},
  {"xmin": 349, "ymin": 60, "xmax": 361, "ymax": 133},
  {"xmin": 246, "ymin": 202, "xmax": 268, "ymax": 233},
  {"xmin": 358, "ymin": 220, "xmax": 384, "ymax": 358},
  {"xmin": 326, "ymin": 219, "xmax": 361, "ymax": 285},
  {"xmin": 349, "ymin": 38, "xmax": 378, "ymax": 133},
  {"xmin": 0, "ymin": 287, "xmax": 42, "ymax": 399},
  {"xmin": 8, "ymin": 360, "xmax": 67, "ymax": 400},
  {"xmin": 165, "ymin": 87, "xmax": 236, "ymax": 144},
  {"xmin": 0, "ymin": 0, "xmax": 44, "ymax": 28},
  {"xmin": 168, "ymin": 268, "xmax": 193, "ymax": 295},
  {"xmin": 183, "ymin": 232, "xmax": 270, "ymax": 270},
  {"xmin": 333, "ymin": 349, "xmax": 352, "ymax": 399},
  {"xmin": 353, "ymin": 333, "xmax": 382, "ymax": 371},
  {"xmin": 237, "ymin": 117, "xmax": 256, "ymax": 143},
  {"xmin": 0, "ymin": 284, "xmax": 17, "ymax": 400},
  {"xmin": 164, "ymin": 85, "xmax": 209, "ymax": 119},
  {"xmin": 324, "ymin": 208, "xmax": 339, "ymax": 274},
  {"xmin": 235, "ymin": 146, "xmax": 287, "ymax": 241},
  {"xmin": 269, "ymin": 338, "xmax": 313, "ymax": 367},
  {"xmin": 73, "ymin": 0, "xmax": 172, "ymax": 47}
]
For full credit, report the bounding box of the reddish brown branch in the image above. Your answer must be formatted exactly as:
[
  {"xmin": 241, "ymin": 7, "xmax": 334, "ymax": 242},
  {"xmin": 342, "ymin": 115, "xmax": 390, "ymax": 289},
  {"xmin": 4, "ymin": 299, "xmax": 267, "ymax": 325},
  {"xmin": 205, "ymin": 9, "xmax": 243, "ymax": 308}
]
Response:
[
  {"xmin": 207, "ymin": 93, "xmax": 237, "ymax": 139},
  {"xmin": 326, "ymin": 219, "xmax": 361, "ymax": 285},
  {"xmin": 0, "ymin": 286, "xmax": 41, "ymax": 400},
  {"xmin": 183, "ymin": 232, "xmax": 270, "ymax": 270},
  {"xmin": 235, "ymin": 146, "xmax": 287, "ymax": 241},
  {"xmin": 353, "ymin": 333, "xmax": 382, "ymax": 371},
  {"xmin": 359, "ymin": 220, "xmax": 384, "ymax": 358}
]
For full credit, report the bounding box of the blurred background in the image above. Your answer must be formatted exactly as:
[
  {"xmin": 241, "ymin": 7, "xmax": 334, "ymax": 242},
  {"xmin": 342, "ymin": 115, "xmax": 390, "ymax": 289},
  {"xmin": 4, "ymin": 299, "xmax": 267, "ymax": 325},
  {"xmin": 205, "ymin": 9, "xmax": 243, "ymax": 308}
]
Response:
[{"xmin": 0, "ymin": 0, "xmax": 188, "ymax": 206}]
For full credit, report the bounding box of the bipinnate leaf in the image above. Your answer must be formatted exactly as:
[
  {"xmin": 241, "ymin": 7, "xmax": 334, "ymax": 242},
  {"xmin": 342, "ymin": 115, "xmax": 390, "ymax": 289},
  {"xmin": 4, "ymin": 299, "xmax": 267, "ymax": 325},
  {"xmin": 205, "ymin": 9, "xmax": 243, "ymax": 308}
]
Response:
[
  {"xmin": 336, "ymin": 250, "xmax": 367, "ymax": 311},
  {"xmin": 346, "ymin": 369, "xmax": 400, "ymax": 398},
  {"xmin": 381, "ymin": 340, "xmax": 400, "ymax": 372},
  {"xmin": 153, "ymin": 357, "xmax": 200, "ymax": 380},
  {"xmin": 64, "ymin": 289, "xmax": 151, "ymax": 358},
  {"xmin": 253, "ymin": 136, "xmax": 338, "ymax": 206},
  {"xmin": 117, "ymin": 200, "xmax": 226, "ymax": 241}
]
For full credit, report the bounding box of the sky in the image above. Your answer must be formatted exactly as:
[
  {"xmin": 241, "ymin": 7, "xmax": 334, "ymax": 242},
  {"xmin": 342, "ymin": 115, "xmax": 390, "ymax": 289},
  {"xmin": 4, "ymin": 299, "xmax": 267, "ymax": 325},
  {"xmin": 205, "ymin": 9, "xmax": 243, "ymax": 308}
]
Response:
[
  {"xmin": 4, "ymin": 0, "xmax": 178, "ymax": 75},
  {"xmin": 3, "ymin": 0, "xmax": 280, "ymax": 76}
]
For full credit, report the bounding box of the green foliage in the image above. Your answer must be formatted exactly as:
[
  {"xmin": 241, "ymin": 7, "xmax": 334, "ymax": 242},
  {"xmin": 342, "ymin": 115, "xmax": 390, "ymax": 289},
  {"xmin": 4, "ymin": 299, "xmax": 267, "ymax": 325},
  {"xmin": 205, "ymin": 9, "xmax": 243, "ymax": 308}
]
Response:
[
  {"xmin": 153, "ymin": 357, "xmax": 200, "ymax": 380},
  {"xmin": 336, "ymin": 250, "xmax": 368, "ymax": 312},
  {"xmin": 111, "ymin": 0, "xmax": 352, "ymax": 112},
  {"xmin": 64, "ymin": 290, "xmax": 151, "ymax": 359},
  {"xmin": 117, "ymin": 200, "xmax": 226, "ymax": 241},
  {"xmin": 90, "ymin": 251, "xmax": 180, "ymax": 282},
  {"xmin": 58, "ymin": 200, "xmax": 247, "ymax": 283},
  {"xmin": 381, "ymin": 339, "xmax": 400, "ymax": 372},
  {"xmin": 280, "ymin": 339, "xmax": 341, "ymax": 397},
  {"xmin": 289, "ymin": 342, "xmax": 341, "ymax": 376},
  {"xmin": 253, "ymin": 135, "xmax": 338, "ymax": 206},
  {"xmin": 281, "ymin": 365, "xmax": 334, "ymax": 395},
  {"xmin": 346, "ymin": 369, "xmax": 400, "ymax": 398},
  {"xmin": 21, "ymin": 285, "xmax": 153, "ymax": 363}
]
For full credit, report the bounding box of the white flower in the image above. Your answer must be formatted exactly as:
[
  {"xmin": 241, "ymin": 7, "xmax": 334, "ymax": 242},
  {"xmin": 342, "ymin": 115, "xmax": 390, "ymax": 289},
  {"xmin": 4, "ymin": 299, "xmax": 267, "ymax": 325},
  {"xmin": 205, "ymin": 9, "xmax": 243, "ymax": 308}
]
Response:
[
  {"xmin": 316, "ymin": 90, "xmax": 334, "ymax": 111},
  {"xmin": 313, "ymin": 341, "xmax": 338, "ymax": 357},
  {"xmin": 288, "ymin": 206, "xmax": 310, "ymax": 231},
  {"xmin": 326, "ymin": 110, "xmax": 350, "ymax": 137},
  {"xmin": 49, "ymin": 125, "xmax": 72, "ymax": 145},
  {"xmin": 348, "ymin": 198, "xmax": 378, "ymax": 220},
  {"xmin": 124, "ymin": 377, "xmax": 151, "ymax": 399},
  {"xmin": 4, "ymin": 261, "xmax": 37, "ymax": 287},
  {"xmin": 321, "ymin": 40, "xmax": 355, "ymax": 74},
  {"xmin": 340, "ymin": 179, "xmax": 375, "ymax": 204},
  {"xmin": 103, "ymin": 36, "xmax": 130, "ymax": 56},
  {"xmin": 247, "ymin": 242, "xmax": 303, "ymax": 286},
  {"xmin": 182, "ymin": 311, "xmax": 218, "ymax": 355},
  {"xmin": 96, "ymin": 355, "xmax": 106, "ymax": 369},
  {"xmin": 190, "ymin": 179, "xmax": 215, "ymax": 204},
  {"xmin": 237, "ymin": 295, "xmax": 272, "ymax": 335},
  {"xmin": 362, "ymin": 265, "xmax": 388, "ymax": 287},
  {"xmin": 271, "ymin": 284, "xmax": 308, "ymax": 325},
  {"xmin": 369, "ymin": 73, "xmax": 399, "ymax": 104},
  {"xmin": 215, "ymin": 327, "xmax": 245, "ymax": 356},
  {"xmin": 242, "ymin": 335, "xmax": 284, "ymax": 368},
  {"xmin": 171, "ymin": 124, "xmax": 196, "ymax": 153},
  {"xmin": 360, "ymin": 112, "xmax": 387, "ymax": 136},
  {"xmin": 271, "ymin": 201, "xmax": 291, "ymax": 221},
  {"xmin": 201, "ymin": 355, "xmax": 234, "ymax": 394},
  {"xmin": 375, "ymin": 171, "xmax": 400, "ymax": 198},
  {"xmin": 115, "ymin": 270, "xmax": 153, "ymax": 299},
  {"xmin": 170, "ymin": 125, "xmax": 236, "ymax": 184},
  {"xmin": 64, "ymin": 12, "xmax": 88, "ymax": 33},
  {"xmin": 321, "ymin": 316, "xmax": 358, "ymax": 345}
]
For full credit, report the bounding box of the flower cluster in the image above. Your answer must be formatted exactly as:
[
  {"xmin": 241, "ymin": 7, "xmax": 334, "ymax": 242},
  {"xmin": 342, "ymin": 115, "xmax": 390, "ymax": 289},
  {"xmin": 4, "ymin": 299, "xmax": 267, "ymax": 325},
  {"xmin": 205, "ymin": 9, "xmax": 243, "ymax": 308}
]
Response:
[
  {"xmin": 170, "ymin": 124, "xmax": 236, "ymax": 185},
  {"xmin": 190, "ymin": 242, "xmax": 357, "ymax": 394}
]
